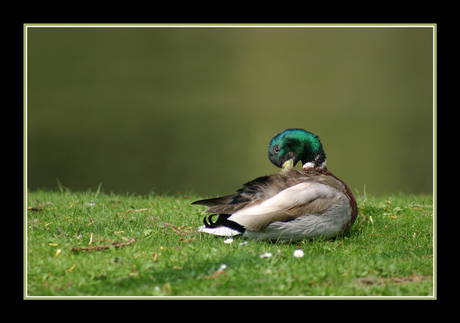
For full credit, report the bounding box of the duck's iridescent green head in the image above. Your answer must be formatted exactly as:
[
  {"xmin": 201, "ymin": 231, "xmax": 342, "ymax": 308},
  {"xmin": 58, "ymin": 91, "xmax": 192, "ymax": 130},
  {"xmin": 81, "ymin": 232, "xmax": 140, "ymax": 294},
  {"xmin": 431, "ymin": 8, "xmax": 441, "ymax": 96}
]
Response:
[{"xmin": 268, "ymin": 128, "xmax": 326, "ymax": 169}]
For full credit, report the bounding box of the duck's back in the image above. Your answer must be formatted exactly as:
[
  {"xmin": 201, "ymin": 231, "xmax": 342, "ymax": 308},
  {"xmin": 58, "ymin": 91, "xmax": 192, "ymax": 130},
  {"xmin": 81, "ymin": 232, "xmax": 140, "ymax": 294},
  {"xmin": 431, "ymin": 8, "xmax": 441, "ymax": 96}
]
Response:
[{"xmin": 202, "ymin": 167, "xmax": 351, "ymax": 217}]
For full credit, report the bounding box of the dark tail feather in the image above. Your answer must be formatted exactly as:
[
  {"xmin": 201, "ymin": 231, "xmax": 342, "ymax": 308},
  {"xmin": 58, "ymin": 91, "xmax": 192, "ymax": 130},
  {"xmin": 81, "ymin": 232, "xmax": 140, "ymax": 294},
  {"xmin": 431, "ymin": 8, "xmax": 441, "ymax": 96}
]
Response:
[
  {"xmin": 202, "ymin": 214, "xmax": 245, "ymax": 233},
  {"xmin": 192, "ymin": 194, "xmax": 235, "ymax": 207},
  {"xmin": 203, "ymin": 214, "xmax": 219, "ymax": 228}
]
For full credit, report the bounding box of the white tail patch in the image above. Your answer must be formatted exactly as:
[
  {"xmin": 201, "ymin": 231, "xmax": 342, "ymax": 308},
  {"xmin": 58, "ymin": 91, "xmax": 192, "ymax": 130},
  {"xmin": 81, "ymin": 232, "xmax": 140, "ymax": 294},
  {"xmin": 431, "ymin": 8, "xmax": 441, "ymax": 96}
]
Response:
[{"xmin": 197, "ymin": 225, "xmax": 242, "ymax": 237}]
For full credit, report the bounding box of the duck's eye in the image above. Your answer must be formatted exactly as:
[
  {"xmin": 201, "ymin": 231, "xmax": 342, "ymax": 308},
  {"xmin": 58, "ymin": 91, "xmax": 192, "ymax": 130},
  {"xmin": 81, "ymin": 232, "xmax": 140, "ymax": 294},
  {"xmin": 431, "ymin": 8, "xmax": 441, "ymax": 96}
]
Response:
[{"xmin": 274, "ymin": 145, "xmax": 280, "ymax": 154}]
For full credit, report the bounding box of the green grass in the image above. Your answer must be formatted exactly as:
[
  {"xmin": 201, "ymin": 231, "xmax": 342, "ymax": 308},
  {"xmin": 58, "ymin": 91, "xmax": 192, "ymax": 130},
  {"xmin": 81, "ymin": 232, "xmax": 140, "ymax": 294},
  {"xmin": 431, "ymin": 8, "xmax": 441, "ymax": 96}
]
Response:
[{"xmin": 25, "ymin": 188, "xmax": 435, "ymax": 298}]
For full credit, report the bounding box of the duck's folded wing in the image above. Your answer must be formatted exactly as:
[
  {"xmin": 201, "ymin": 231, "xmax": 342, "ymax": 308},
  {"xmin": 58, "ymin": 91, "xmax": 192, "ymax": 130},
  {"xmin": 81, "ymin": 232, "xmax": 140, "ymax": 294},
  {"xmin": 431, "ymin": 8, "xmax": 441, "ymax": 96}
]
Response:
[
  {"xmin": 227, "ymin": 182, "xmax": 341, "ymax": 231},
  {"xmin": 200, "ymin": 200, "xmax": 254, "ymax": 214}
]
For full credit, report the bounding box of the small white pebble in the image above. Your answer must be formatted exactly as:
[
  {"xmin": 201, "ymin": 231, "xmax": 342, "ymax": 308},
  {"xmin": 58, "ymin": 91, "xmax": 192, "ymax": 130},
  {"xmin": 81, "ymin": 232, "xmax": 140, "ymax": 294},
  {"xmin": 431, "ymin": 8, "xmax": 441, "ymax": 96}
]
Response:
[
  {"xmin": 218, "ymin": 263, "xmax": 227, "ymax": 271},
  {"xmin": 260, "ymin": 252, "xmax": 273, "ymax": 259},
  {"xmin": 293, "ymin": 249, "xmax": 304, "ymax": 258}
]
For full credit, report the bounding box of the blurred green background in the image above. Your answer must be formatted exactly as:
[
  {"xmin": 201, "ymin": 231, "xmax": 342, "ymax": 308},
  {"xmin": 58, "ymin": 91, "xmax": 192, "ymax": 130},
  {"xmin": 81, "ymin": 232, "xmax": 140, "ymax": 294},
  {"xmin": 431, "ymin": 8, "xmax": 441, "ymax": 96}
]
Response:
[{"xmin": 26, "ymin": 25, "xmax": 434, "ymax": 197}]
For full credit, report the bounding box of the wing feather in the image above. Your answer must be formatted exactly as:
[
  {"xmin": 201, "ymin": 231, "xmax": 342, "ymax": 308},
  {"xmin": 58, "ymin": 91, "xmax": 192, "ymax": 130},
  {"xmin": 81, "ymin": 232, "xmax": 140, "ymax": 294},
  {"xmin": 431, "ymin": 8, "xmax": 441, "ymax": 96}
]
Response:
[
  {"xmin": 228, "ymin": 182, "xmax": 341, "ymax": 231},
  {"xmin": 191, "ymin": 194, "xmax": 235, "ymax": 207}
]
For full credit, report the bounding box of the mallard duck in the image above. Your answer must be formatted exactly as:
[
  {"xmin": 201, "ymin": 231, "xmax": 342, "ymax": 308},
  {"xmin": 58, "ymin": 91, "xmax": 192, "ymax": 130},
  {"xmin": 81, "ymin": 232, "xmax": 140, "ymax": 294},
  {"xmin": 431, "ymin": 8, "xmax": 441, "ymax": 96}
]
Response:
[{"xmin": 192, "ymin": 128, "xmax": 358, "ymax": 242}]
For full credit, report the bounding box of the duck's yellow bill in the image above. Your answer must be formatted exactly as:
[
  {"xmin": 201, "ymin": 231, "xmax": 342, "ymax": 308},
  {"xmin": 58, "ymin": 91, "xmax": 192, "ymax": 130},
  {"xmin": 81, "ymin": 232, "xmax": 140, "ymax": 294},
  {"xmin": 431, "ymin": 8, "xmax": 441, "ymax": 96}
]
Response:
[{"xmin": 282, "ymin": 159, "xmax": 294, "ymax": 171}]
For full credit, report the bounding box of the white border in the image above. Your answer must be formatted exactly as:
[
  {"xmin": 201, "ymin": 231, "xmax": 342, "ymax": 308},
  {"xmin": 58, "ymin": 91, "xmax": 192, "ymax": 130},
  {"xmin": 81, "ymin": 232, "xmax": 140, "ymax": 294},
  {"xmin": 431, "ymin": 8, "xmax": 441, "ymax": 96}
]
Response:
[{"xmin": 24, "ymin": 23, "xmax": 437, "ymax": 300}]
